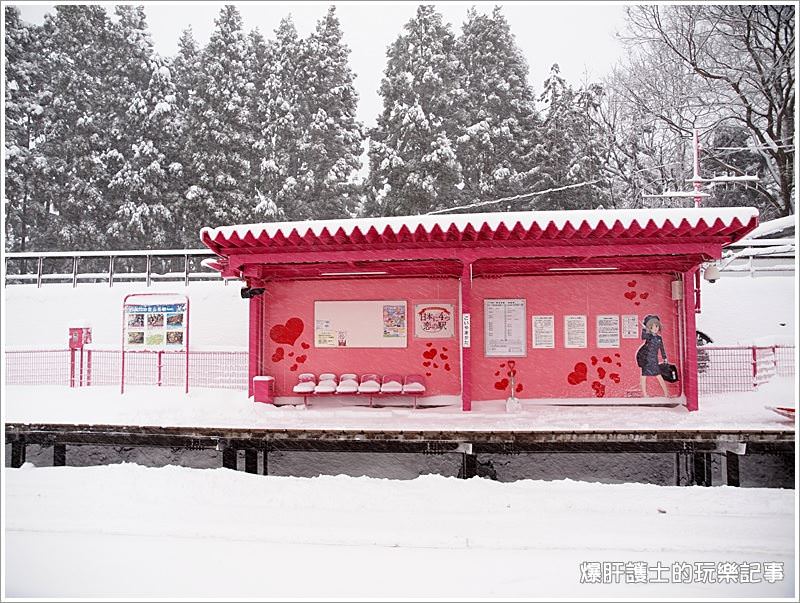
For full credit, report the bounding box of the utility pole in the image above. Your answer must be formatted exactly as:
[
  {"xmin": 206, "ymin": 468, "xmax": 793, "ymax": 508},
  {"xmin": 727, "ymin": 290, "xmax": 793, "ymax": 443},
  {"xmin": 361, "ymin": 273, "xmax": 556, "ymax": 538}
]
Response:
[{"xmin": 643, "ymin": 127, "xmax": 758, "ymax": 207}]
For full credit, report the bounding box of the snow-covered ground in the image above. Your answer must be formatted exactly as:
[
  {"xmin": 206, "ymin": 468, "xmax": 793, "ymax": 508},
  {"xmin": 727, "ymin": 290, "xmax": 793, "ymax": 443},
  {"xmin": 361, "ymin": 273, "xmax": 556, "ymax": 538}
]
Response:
[
  {"xmin": 3, "ymin": 376, "xmax": 796, "ymax": 431},
  {"xmin": 4, "ymin": 463, "xmax": 795, "ymax": 598}
]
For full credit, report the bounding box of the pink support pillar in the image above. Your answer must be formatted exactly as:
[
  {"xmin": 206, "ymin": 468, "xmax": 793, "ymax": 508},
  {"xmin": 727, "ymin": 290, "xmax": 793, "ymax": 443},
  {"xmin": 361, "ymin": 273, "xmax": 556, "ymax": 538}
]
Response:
[
  {"xmin": 682, "ymin": 268, "xmax": 699, "ymax": 411},
  {"xmin": 460, "ymin": 263, "xmax": 472, "ymax": 411},
  {"xmin": 248, "ymin": 293, "xmax": 264, "ymax": 398}
]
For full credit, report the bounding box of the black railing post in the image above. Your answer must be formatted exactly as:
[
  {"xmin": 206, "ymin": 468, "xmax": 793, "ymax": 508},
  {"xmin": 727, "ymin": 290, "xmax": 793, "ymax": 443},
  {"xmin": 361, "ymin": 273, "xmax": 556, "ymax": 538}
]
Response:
[
  {"xmin": 726, "ymin": 451, "xmax": 741, "ymax": 487},
  {"xmin": 244, "ymin": 449, "xmax": 257, "ymax": 474},
  {"xmin": 53, "ymin": 443, "xmax": 66, "ymax": 466},
  {"xmin": 11, "ymin": 440, "xmax": 26, "ymax": 468}
]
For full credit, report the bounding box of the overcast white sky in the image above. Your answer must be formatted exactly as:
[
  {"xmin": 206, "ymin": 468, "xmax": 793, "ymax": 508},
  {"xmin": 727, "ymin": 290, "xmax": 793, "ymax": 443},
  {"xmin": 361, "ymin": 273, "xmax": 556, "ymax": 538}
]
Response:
[{"xmin": 15, "ymin": 1, "xmax": 628, "ymax": 127}]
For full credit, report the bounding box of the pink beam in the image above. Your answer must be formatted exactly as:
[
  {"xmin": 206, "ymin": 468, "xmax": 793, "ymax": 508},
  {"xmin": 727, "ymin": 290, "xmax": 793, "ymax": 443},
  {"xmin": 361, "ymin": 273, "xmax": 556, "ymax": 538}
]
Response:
[
  {"xmin": 682, "ymin": 268, "xmax": 700, "ymax": 411},
  {"xmin": 460, "ymin": 263, "xmax": 472, "ymax": 411},
  {"xmin": 223, "ymin": 243, "xmax": 724, "ymax": 277}
]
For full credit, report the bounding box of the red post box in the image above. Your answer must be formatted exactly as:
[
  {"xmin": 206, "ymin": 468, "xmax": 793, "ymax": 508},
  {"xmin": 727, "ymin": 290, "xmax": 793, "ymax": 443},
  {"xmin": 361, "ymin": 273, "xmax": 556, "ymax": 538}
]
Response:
[
  {"xmin": 253, "ymin": 376, "xmax": 275, "ymax": 404},
  {"xmin": 69, "ymin": 326, "xmax": 92, "ymax": 350}
]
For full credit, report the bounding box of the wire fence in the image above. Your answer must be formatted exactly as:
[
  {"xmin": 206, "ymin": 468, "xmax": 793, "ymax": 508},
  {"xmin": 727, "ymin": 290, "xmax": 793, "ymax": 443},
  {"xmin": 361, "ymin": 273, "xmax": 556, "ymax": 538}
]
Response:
[
  {"xmin": 4, "ymin": 349, "xmax": 248, "ymax": 390},
  {"xmin": 5, "ymin": 346, "xmax": 794, "ymax": 395}
]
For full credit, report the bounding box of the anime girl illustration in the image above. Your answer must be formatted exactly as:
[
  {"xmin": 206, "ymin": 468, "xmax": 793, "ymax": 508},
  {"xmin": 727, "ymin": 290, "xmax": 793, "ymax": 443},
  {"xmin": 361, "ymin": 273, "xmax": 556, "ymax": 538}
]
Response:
[{"xmin": 636, "ymin": 314, "xmax": 671, "ymax": 397}]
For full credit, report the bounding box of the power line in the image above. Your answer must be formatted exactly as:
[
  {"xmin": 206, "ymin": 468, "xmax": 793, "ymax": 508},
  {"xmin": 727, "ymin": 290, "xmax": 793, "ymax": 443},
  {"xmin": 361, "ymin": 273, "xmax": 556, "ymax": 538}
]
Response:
[{"xmin": 426, "ymin": 181, "xmax": 602, "ymax": 216}]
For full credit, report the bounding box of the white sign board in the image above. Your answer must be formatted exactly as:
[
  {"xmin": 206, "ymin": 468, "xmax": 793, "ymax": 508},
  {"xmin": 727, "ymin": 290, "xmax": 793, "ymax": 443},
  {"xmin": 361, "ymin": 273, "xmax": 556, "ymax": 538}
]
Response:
[
  {"xmin": 485, "ymin": 299, "xmax": 526, "ymax": 357},
  {"xmin": 314, "ymin": 300, "xmax": 407, "ymax": 348},
  {"xmin": 622, "ymin": 314, "xmax": 639, "ymax": 339},
  {"xmin": 564, "ymin": 315, "xmax": 587, "ymax": 349},
  {"xmin": 125, "ymin": 302, "xmax": 187, "ymax": 351},
  {"xmin": 532, "ymin": 315, "xmax": 555, "ymax": 349},
  {"xmin": 462, "ymin": 313, "xmax": 471, "ymax": 348},
  {"xmin": 596, "ymin": 314, "xmax": 621, "ymax": 348}
]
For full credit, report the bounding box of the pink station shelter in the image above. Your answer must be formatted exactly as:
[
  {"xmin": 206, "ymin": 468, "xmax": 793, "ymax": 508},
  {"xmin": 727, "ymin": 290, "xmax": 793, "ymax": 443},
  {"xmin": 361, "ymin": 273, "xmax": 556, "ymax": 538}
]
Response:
[{"xmin": 201, "ymin": 207, "xmax": 759, "ymax": 412}]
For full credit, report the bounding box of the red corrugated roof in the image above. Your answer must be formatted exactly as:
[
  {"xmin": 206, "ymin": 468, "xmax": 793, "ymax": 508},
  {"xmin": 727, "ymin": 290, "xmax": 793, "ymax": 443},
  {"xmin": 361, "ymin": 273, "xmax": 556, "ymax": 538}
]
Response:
[{"xmin": 200, "ymin": 207, "xmax": 759, "ymax": 256}]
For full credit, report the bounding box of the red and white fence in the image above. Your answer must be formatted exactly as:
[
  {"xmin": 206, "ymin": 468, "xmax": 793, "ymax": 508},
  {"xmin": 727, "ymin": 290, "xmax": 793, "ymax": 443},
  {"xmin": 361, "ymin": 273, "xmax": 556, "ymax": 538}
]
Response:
[
  {"xmin": 4, "ymin": 349, "xmax": 248, "ymax": 390},
  {"xmin": 4, "ymin": 346, "xmax": 794, "ymax": 394}
]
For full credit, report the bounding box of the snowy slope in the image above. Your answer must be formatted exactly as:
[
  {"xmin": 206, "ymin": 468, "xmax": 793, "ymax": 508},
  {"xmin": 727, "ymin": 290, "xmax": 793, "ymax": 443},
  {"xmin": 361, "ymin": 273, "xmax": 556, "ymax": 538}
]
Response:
[{"xmin": 4, "ymin": 463, "xmax": 794, "ymax": 598}]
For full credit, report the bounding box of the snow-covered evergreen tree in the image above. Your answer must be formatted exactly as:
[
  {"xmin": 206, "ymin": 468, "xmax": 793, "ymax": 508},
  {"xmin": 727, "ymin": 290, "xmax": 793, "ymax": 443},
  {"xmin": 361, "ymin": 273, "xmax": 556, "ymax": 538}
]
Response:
[
  {"xmin": 365, "ymin": 5, "xmax": 464, "ymax": 216},
  {"xmin": 455, "ymin": 7, "xmax": 540, "ymax": 208},
  {"xmin": 4, "ymin": 7, "xmax": 47, "ymax": 252},
  {"xmin": 298, "ymin": 6, "xmax": 363, "ymax": 218},
  {"xmin": 108, "ymin": 58, "xmax": 184, "ymax": 248},
  {"xmin": 179, "ymin": 5, "xmax": 256, "ymax": 244},
  {"xmin": 534, "ymin": 64, "xmax": 608, "ymax": 210},
  {"xmin": 33, "ymin": 5, "xmax": 125, "ymax": 250}
]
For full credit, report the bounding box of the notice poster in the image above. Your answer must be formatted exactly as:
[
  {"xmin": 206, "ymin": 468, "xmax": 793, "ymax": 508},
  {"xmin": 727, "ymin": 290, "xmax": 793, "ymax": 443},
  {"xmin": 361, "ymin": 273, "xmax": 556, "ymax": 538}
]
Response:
[
  {"xmin": 532, "ymin": 315, "xmax": 555, "ymax": 349},
  {"xmin": 485, "ymin": 299, "xmax": 526, "ymax": 357},
  {"xmin": 564, "ymin": 315, "xmax": 587, "ymax": 349},
  {"xmin": 125, "ymin": 302, "xmax": 186, "ymax": 351},
  {"xmin": 415, "ymin": 303, "xmax": 454, "ymax": 339},
  {"xmin": 596, "ymin": 314, "xmax": 621, "ymax": 348},
  {"xmin": 622, "ymin": 314, "xmax": 639, "ymax": 339},
  {"xmin": 382, "ymin": 304, "xmax": 407, "ymax": 338}
]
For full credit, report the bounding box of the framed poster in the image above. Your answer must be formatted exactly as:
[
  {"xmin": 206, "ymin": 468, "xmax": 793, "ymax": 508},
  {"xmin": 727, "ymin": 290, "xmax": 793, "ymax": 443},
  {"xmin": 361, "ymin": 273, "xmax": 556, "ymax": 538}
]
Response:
[
  {"xmin": 564, "ymin": 315, "xmax": 587, "ymax": 349},
  {"xmin": 484, "ymin": 299, "xmax": 526, "ymax": 357},
  {"xmin": 596, "ymin": 314, "xmax": 620, "ymax": 348},
  {"xmin": 125, "ymin": 302, "xmax": 187, "ymax": 351},
  {"xmin": 532, "ymin": 315, "xmax": 555, "ymax": 349},
  {"xmin": 622, "ymin": 314, "xmax": 639, "ymax": 339},
  {"xmin": 314, "ymin": 300, "xmax": 407, "ymax": 348},
  {"xmin": 414, "ymin": 303, "xmax": 455, "ymax": 338}
]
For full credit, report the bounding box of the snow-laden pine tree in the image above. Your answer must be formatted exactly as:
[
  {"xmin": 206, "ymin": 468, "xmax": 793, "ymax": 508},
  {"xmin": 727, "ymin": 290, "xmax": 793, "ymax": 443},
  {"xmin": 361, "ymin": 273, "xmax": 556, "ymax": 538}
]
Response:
[
  {"xmin": 179, "ymin": 5, "xmax": 256, "ymax": 244},
  {"xmin": 535, "ymin": 64, "xmax": 608, "ymax": 210},
  {"xmin": 455, "ymin": 7, "xmax": 540, "ymax": 209},
  {"xmin": 365, "ymin": 5, "xmax": 464, "ymax": 216},
  {"xmin": 4, "ymin": 6, "xmax": 47, "ymax": 252},
  {"xmin": 256, "ymin": 16, "xmax": 308, "ymax": 221},
  {"xmin": 33, "ymin": 5, "xmax": 126, "ymax": 250},
  {"xmin": 108, "ymin": 58, "xmax": 184, "ymax": 248},
  {"xmin": 298, "ymin": 6, "xmax": 363, "ymax": 219}
]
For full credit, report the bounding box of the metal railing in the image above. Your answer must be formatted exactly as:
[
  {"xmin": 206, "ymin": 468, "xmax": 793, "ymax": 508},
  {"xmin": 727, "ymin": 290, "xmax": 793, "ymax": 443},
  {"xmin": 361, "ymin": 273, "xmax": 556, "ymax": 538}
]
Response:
[
  {"xmin": 3, "ymin": 249, "xmax": 235, "ymax": 288},
  {"xmin": 5, "ymin": 346, "xmax": 794, "ymax": 395}
]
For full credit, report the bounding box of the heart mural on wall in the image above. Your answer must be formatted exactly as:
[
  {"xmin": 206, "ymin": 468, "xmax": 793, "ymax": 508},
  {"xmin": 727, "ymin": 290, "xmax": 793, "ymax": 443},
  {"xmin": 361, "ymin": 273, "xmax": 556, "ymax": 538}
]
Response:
[
  {"xmin": 269, "ymin": 317, "xmax": 304, "ymax": 345},
  {"xmin": 269, "ymin": 318, "xmax": 309, "ymax": 371},
  {"xmin": 568, "ymin": 354, "xmax": 623, "ymax": 397},
  {"xmin": 494, "ymin": 360, "xmax": 523, "ymax": 394},
  {"xmin": 421, "ymin": 342, "xmax": 451, "ymax": 377},
  {"xmin": 623, "ymin": 279, "xmax": 650, "ymax": 307}
]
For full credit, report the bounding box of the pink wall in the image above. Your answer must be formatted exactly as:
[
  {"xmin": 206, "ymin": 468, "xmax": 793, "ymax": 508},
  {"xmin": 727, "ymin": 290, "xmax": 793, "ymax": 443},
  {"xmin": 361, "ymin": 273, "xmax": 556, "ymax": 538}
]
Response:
[
  {"xmin": 262, "ymin": 277, "xmax": 461, "ymax": 397},
  {"xmin": 470, "ymin": 273, "xmax": 682, "ymax": 402}
]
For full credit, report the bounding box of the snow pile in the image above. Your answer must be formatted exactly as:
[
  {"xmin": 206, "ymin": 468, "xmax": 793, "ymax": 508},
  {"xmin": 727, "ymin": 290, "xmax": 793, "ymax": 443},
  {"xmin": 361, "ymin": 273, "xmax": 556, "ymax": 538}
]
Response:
[
  {"xmin": 5, "ymin": 463, "xmax": 794, "ymax": 597},
  {"xmin": 4, "ymin": 377, "xmax": 795, "ymax": 431}
]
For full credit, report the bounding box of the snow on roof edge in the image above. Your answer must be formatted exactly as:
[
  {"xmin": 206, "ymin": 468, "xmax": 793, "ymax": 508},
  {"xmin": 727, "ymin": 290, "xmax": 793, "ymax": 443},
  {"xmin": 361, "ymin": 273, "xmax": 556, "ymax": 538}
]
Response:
[{"xmin": 201, "ymin": 207, "xmax": 759, "ymax": 243}]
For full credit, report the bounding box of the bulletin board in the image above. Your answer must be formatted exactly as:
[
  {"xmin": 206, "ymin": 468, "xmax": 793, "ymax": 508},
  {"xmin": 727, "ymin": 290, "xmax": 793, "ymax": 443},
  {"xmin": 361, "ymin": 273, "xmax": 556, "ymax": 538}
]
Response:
[{"xmin": 314, "ymin": 300, "xmax": 407, "ymax": 348}]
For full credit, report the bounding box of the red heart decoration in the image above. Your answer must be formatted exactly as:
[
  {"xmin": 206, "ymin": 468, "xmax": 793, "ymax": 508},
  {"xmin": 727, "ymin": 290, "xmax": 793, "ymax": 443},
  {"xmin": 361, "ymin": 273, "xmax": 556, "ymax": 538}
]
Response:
[
  {"xmin": 494, "ymin": 378, "xmax": 509, "ymax": 390},
  {"xmin": 574, "ymin": 362, "xmax": 588, "ymax": 375},
  {"xmin": 515, "ymin": 383, "xmax": 523, "ymax": 393},
  {"xmin": 426, "ymin": 342, "xmax": 433, "ymax": 347},
  {"xmin": 422, "ymin": 348, "xmax": 438, "ymax": 359},
  {"xmin": 627, "ymin": 280, "xmax": 637, "ymax": 287},
  {"xmin": 591, "ymin": 381, "xmax": 606, "ymax": 397},
  {"xmin": 614, "ymin": 353, "xmax": 621, "ymax": 358},
  {"xmin": 296, "ymin": 354, "xmax": 307, "ymax": 364},
  {"xmin": 269, "ymin": 318, "xmax": 304, "ymax": 345},
  {"xmin": 616, "ymin": 362, "xmax": 622, "ymax": 367},
  {"xmin": 444, "ymin": 363, "xmax": 451, "ymax": 371},
  {"xmin": 423, "ymin": 361, "xmax": 431, "ymax": 367},
  {"xmin": 301, "ymin": 342, "xmax": 310, "ymax": 350},
  {"xmin": 603, "ymin": 356, "xmax": 612, "ymax": 364},
  {"xmin": 508, "ymin": 360, "xmax": 516, "ymax": 369},
  {"xmin": 597, "ymin": 367, "xmax": 606, "ymax": 379},
  {"xmin": 442, "ymin": 347, "xmax": 448, "ymax": 352},
  {"xmin": 433, "ymin": 363, "xmax": 439, "ymax": 369},
  {"xmin": 624, "ymin": 291, "xmax": 637, "ymax": 300},
  {"xmin": 288, "ymin": 351, "xmax": 295, "ymax": 357},
  {"xmin": 271, "ymin": 347, "xmax": 284, "ymax": 363},
  {"xmin": 567, "ymin": 362, "xmax": 588, "ymax": 385},
  {"xmin": 289, "ymin": 363, "xmax": 298, "ymax": 371},
  {"xmin": 425, "ymin": 372, "xmax": 432, "ymax": 377},
  {"xmin": 440, "ymin": 354, "xmax": 448, "ymax": 360},
  {"xmin": 634, "ymin": 301, "xmax": 640, "ymax": 306},
  {"xmin": 591, "ymin": 356, "xmax": 598, "ymax": 366},
  {"xmin": 609, "ymin": 373, "xmax": 621, "ymax": 384},
  {"xmin": 494, "ymin": 371, "xmax": 500, "ymax": 376},
  {"xmin": 639, "ymin": 292, "xmax": 649, "ymax": 300}
]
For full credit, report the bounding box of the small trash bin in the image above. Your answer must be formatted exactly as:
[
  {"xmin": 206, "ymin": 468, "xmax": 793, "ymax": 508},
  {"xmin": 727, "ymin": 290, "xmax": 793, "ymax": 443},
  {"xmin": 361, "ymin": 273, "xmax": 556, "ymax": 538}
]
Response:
[{"xmin": 253, "ymin": 376, "xmax": 275, "ymax": 404}]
